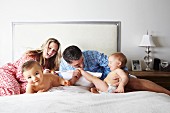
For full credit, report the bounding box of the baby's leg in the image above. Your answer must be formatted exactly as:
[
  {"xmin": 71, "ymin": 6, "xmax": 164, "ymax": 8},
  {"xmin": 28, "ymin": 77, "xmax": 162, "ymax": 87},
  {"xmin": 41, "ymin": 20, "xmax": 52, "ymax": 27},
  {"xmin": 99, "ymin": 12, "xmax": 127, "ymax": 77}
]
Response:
[
  {"xmin": 81, "ymin": 71, "xmax": 108, "ymax": 92},
  {"xmin": 91, "ymin": 77, "xmax": 108, "ymax": 92}
]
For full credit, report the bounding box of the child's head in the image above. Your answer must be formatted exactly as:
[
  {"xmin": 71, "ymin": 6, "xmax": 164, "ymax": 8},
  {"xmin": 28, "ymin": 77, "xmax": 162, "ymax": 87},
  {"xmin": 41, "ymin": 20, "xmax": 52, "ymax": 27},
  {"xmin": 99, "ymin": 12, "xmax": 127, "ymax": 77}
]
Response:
[
  {"xmin": 22, "ymin": 60, "xmax": 43, "ymax": 86},
  {"xmin": 108, "ymin": 52, "xmax": 127, "ymax": 71}
]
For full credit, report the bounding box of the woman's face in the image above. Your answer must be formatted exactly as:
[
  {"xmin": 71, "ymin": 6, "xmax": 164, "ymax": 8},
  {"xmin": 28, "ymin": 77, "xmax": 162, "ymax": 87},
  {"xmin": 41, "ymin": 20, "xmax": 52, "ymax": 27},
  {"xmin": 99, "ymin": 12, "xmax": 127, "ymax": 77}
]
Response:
[{"xmin": 43, "ymin": 42, "xmax": 58, "ymax": 59}]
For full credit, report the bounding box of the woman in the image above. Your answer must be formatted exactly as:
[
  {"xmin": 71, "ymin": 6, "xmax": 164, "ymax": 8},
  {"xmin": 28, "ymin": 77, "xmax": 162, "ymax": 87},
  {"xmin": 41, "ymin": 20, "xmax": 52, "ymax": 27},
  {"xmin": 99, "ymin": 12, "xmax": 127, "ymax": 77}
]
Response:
[{"xmin": 0, "ymin": 38, "xmax": 61, "ymax": 96}]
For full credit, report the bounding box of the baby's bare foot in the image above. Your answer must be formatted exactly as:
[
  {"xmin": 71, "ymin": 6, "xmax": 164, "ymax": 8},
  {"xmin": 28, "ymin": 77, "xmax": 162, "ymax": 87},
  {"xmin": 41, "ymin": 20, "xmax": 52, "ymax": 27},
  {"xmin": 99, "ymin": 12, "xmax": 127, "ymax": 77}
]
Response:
[{"xmin": 90, "ymin": 87, "xmax": 99, "ymax": 94}]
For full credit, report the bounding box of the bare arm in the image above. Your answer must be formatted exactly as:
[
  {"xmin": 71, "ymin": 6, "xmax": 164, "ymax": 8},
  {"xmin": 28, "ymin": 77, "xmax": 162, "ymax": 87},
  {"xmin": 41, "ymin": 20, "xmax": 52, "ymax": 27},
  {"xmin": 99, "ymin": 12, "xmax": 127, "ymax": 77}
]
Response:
[
  {"xmin": 52, "ymin": 74, "xmax": 71, "ymax": 86},
  {"xmin": 69, "ymin": 69, "xmax": 82, "ymax": 85},
  {"xmin": 59, "ymin": 77, "xmax": 71, "ymax": 86},
  {"xmin": 25, "ymin": 84, "xmax": 35, "ymax": 94},
  {"xmin": 114, "ymin": 69, "xmax": 129, "ymax": 93}
]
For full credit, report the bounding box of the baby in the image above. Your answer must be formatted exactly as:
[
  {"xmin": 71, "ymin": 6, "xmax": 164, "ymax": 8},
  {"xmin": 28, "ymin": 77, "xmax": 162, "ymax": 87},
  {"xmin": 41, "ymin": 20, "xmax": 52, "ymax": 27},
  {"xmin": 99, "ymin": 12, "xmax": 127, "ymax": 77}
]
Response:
[
  {"xmin": 22, "ymin": 60, "xmax": 70, "ymax": 94},
  {"xmin": 79, "ymin": 52, "xmax": 129, "ymax": 93}
]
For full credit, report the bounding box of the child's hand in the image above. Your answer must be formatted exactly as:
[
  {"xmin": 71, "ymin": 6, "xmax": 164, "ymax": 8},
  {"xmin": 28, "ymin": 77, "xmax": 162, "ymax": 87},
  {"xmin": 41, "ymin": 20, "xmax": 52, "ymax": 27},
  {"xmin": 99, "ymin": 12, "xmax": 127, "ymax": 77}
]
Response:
[
  {"xmin": 111, "ymin": 75, "xmax": 122, "ymax": 87},
  {"xmin": 37, "ymin": 89, "xmax": 45, "ymax": 93},
  {"xmin": 112, "ymin": 82, "xmax": 120, "ymax": 87},
  {"xmin": 112, "ymin": 74, "xmax": 121, "ymax": 81},
  {"xmin": 114, "ymin": 85, "xmax": 124, "ymax": 93}
]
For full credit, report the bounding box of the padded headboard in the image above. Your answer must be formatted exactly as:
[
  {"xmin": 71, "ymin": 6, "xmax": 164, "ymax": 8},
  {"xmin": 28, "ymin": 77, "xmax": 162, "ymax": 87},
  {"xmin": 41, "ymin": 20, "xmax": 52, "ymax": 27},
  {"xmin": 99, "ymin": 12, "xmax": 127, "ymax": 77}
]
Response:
[{"xmin": 12, "ymin": 21, "xmax": 121, "ymax": 61}]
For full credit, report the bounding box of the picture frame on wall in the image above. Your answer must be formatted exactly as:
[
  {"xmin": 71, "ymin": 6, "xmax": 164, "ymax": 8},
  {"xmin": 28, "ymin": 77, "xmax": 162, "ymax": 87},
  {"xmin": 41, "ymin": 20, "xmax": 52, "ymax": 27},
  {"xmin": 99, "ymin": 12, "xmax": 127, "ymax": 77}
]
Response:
[{"xmin": 131, "ymin": 60, "xmax": 142, "ymax": 71}]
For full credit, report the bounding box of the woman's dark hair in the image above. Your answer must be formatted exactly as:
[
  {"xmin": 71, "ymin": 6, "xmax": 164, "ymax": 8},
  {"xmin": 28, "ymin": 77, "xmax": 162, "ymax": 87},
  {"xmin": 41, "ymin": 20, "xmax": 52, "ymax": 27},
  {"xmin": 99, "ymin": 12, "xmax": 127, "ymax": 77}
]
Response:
[{"xmin": 63, "ymin": 45, "xmax": 82, "ymax": 64}]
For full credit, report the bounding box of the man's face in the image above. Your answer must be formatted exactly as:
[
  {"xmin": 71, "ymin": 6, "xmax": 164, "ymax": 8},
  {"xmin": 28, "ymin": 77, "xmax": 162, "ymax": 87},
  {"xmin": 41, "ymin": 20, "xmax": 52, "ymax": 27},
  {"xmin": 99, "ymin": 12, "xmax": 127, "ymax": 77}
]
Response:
[{"xmin": 69, "ymin": 56, "xmax": 84, "ymax": 69}]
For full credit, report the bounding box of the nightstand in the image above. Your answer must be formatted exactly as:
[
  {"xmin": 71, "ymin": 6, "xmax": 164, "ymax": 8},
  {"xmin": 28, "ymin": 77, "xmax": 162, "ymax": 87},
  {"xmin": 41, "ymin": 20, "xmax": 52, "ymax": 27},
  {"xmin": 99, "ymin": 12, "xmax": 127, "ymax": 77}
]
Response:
[{"xmin": 129, "ymin": 71, "xmax": 170, "ymax": 90}]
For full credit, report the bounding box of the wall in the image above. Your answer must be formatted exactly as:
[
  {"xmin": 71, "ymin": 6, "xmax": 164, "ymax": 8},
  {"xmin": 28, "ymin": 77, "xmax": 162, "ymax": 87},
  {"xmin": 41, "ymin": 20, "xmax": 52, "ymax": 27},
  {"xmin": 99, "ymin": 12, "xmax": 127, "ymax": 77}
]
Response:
[{"xmin": 0, "ymin": 0, "xmax": 170, "ymax": 70}]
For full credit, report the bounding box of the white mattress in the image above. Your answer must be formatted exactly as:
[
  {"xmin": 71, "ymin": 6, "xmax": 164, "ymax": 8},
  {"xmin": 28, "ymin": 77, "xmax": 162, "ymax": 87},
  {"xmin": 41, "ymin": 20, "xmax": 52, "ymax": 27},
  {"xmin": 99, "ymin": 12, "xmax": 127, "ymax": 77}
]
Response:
[{"xmin": 0, "ymin": 86, "xmax": 169, "ymax": 113}]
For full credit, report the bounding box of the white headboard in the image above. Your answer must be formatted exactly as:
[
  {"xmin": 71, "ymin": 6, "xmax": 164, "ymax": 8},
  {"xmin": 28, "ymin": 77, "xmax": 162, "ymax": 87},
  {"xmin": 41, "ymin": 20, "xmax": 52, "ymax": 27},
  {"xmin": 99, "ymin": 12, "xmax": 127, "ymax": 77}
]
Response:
[{"xmin": 12, "ymin": 21, "xmax": 121, "ymax": 61}]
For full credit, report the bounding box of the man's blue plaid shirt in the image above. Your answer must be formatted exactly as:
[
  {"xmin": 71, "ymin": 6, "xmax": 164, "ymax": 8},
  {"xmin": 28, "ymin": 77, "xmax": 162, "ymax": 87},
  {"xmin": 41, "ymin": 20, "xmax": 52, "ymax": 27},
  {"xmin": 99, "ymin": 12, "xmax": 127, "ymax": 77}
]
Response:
[{"xmin": 59, "ymin": 50, "xmax": 111, "ymax": 80}]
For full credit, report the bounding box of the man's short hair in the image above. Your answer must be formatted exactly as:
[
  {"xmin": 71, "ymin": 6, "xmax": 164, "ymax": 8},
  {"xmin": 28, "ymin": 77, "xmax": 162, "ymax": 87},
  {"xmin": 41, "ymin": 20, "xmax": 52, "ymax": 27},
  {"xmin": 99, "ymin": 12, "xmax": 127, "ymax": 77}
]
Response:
[{"xmin": 63, "ymin": 45, "xmax": 82, "ymax": 64}]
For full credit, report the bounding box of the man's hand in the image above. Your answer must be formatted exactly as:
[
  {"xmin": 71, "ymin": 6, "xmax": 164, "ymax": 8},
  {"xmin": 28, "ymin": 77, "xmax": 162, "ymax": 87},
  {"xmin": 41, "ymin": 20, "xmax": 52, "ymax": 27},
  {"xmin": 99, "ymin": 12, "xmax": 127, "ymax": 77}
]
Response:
[
  {"xmin": 73, "ymin": 69, "xmax": 82, "ymax": 78},
  {"xmin": 69, "ymin": 69, "xmax": 82, "ymax": 85}
]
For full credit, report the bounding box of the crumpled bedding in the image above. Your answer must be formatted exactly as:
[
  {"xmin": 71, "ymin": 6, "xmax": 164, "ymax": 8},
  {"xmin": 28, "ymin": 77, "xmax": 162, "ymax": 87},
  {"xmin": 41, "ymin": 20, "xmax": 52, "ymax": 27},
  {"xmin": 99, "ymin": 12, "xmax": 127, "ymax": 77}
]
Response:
[{"xmin": 0, "ymin": 86, "xmax": 169, "ymax": 113}]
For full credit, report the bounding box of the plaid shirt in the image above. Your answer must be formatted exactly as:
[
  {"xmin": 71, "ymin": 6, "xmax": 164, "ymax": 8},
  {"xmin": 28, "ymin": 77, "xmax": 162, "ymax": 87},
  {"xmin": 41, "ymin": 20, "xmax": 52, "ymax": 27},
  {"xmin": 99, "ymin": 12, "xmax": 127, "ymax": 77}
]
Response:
[{"xmin": 59, "ymin": 50, "xmax": 111, "ymax": 80}]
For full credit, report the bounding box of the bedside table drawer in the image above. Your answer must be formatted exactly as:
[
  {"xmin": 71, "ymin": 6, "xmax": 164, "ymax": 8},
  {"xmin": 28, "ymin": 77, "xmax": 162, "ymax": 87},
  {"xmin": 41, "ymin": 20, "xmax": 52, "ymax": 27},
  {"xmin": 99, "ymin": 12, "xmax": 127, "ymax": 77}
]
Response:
[{"xmin": 129, "ymin": 71, "xmax": 170, "ymax": 90}]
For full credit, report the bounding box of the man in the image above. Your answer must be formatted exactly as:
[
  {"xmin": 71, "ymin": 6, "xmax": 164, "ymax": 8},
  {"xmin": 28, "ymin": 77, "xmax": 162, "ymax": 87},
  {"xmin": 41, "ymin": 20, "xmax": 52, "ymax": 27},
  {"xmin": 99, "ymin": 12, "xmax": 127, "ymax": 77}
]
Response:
[{"xmin": 59, "ymin": 45, "xmax": 170, "ymax": 95}]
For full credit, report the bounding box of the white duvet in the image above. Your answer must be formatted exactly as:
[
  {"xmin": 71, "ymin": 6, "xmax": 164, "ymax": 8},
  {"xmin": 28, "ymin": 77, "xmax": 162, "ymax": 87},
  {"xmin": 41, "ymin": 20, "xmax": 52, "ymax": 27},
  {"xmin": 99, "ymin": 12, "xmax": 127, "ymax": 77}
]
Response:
[{"xmin": 0, "ymin": 86, "xmax": 170, "ymax": 113}]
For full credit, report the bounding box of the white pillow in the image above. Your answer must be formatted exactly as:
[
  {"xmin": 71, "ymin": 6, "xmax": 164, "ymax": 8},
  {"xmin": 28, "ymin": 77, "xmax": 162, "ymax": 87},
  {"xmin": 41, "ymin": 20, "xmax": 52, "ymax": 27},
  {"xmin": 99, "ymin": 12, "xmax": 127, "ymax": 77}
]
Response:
[{"xmin": 60, "ymin": 71, "xmax": 102, "ymax": 87}]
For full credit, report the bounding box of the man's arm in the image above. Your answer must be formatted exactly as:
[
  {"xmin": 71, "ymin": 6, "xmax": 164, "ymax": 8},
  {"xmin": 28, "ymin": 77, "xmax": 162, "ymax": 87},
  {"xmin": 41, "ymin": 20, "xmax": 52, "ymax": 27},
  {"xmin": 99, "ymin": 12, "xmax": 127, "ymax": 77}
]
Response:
[
  {"xmin": 59, "ymin": 58, "xmax": 82, "ymax": 85},
  {"xmin": 95, "ymin": 51, "xmax": 110, "ymax": 80},
  {"xmin": 59, "ymin": 58, "xmax": 74, "ymax": 77}
]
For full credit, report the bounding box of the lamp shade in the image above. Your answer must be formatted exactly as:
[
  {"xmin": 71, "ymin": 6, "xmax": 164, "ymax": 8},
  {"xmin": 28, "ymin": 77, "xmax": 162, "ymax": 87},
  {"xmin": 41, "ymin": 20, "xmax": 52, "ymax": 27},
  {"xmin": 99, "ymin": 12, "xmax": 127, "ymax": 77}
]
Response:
[{"xmin": 139, "ymin": 35, "xmax": 155, "ymax": 47}]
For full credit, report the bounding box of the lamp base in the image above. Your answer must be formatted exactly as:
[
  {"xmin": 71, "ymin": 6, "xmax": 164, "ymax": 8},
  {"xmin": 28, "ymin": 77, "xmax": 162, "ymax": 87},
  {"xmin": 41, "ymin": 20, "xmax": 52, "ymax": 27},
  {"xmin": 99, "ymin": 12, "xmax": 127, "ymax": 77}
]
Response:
[{"xmin": 145, "ymin": 67, "xmax": 151, "ymax": 71}]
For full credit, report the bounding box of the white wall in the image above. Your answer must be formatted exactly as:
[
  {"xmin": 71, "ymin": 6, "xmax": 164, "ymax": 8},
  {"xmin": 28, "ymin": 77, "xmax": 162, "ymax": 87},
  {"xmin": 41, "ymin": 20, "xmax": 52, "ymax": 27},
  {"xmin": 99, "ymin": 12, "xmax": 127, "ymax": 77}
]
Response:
[{"xmin": 0, "ymin": 0, "xmax": 170, "ymax": 70}]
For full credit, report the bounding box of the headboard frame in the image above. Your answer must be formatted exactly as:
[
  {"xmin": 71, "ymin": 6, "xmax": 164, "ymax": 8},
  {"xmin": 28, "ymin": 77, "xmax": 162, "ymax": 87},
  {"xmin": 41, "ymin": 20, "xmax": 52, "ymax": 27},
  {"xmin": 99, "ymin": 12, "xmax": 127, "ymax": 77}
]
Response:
[{"xmin": 12, "ymin": 21, "xmax": 121, "ymax": 61}]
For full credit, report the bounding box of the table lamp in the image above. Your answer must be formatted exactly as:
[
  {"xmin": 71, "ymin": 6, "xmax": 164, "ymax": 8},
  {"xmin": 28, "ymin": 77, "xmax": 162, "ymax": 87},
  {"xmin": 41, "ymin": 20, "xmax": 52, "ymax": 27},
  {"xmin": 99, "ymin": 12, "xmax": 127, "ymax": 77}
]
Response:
[{"xmin": 139, "ymin": 33, "xmax": 155, "ymax": 71}]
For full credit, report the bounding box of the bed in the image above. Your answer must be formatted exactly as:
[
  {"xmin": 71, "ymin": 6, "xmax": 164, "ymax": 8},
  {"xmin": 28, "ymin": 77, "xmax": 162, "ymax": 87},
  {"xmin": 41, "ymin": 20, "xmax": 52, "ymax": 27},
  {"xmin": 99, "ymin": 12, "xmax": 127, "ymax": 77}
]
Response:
[
  {"xmin": 0, "ymin": 86, "xmax": 169, "ymax": 113},
  {"xmin": 12, "ymin": 21, "xmax": 120, "ymax": 61},
  {"xmin": 6, "ymin": 21, "xmax": 169, "ymax": 113}
]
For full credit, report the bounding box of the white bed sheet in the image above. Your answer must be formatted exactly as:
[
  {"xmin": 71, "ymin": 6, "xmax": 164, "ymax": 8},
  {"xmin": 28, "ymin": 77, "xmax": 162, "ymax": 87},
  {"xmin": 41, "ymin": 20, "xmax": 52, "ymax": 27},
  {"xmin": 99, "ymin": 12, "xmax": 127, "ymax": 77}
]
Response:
[{"xmin": 0, "ymin": 86, "xmax": 169, "ymax": 113}]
